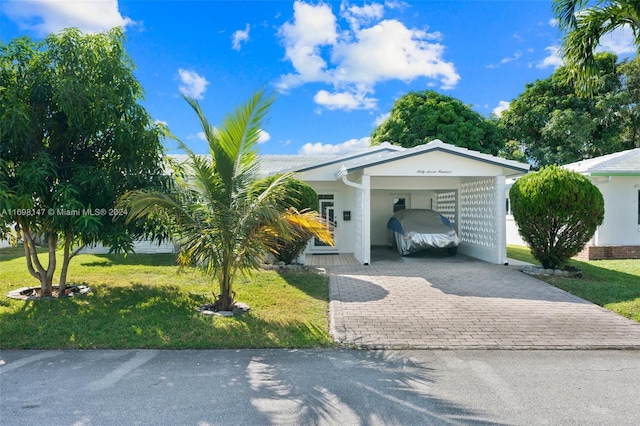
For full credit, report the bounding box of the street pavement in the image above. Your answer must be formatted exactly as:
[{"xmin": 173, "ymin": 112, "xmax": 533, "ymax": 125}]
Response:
[{"xmin": 1, "ymin": 349, "xmax": 639, "ymax": 425}]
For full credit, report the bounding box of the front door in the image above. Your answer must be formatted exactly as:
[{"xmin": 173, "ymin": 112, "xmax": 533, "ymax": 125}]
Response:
[{"xmin": 314, "ymin": 194, "xmax": 338, "ymax": 251}]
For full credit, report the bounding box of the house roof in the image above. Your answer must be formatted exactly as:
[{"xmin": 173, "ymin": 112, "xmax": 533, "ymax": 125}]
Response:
[
  {"xmin": 334, "ymin": 139, "xmax": 529, "ymax": 176},
  {"xmin": 563, "ymin": 148, "xmax": 640, "ymax": 176},
  {"xmin": 293, "ymin": 142, "xmax": 404, "ymax": 173},
  {"xmin": 167, "ymin": 153, "xmax": 339, "ymax": 177},
  {"xmin": 167, "ymin": 140, "xmax": 531, "ymax": 179}
]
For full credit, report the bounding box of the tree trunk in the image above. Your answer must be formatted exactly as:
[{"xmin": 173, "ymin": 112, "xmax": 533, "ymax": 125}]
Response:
[
  {"xmin": 19, "ymin": 223, "xmax": 56, "ymax": 297},
  {"xmin": 58, "ymin": 230, "xmax": 72, "ymax": 297},
  {"xmin": 215, "ymin": 261, "xmax": 234, "ymax": 311},
  {"xmin": 42, "ymin": 231, "xmax": 57, "ymax": 297}
]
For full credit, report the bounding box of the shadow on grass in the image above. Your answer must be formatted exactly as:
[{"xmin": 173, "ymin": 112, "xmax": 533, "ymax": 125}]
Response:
[
  {"xmin": 276, "ymin": 270, "xmax": 329, "ymax": 302},
  {"xmin": 0, "ymin": 283, "xmax": 333, "ymax": 349},
  {"xmin": 0, "ymin": 246, "xmax": 35, "ymax": 262},
  {"xmin": 79, "ymin": 253, "xmax": 177, "ymax": 267}
]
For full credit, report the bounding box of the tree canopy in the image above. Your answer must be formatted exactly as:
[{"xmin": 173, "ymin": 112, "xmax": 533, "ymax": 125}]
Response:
[
  {"xmin": 553, "ymin": 0, "xmax": 640, "ymax": 96},
  {"xmin": 499, "ymin": 52, "xmax": 637, "ymax": 166},
  {"xmin": 370, "ymin": 90, "xmax": 505, "ymax": 155},
  {"xmin": 0, "ymin": 28, "xmax": 167, "ymax": 296}
]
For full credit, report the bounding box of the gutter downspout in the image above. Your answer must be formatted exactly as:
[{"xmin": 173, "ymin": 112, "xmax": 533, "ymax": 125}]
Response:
[{"xmin": 338, "ymin": 167, "xmax": 370, "ymax": 265}]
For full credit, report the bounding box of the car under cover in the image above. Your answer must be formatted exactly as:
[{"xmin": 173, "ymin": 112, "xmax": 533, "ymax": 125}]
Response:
[{"xmin": 387, "ymin": 209, "xmax": 459, "ymax": 256}]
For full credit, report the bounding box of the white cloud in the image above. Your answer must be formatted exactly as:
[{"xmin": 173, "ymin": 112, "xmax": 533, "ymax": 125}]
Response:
[
  {"xmin": 277, "ymin": 1, "xmax": 337, "ymax": 90},
  {"xmin": 374, "ymin": 112, "xmax": 390, "ymax": 126},
  {"xmin": 487, "ymin": 51, "xmax": 522, "ymax": 68},
  {"xmin": 187, "ymin": 131, "xmax": 207, "ymax": 141},
  {"xmin": 596, "ymin": 24, "xmax": 636, "ymax": 56},
  {"xmin": 257, "ymin": 129, "xmax": 271, "ymax": 144},
  {"xmin": 492, "ymin": 101, "xmax": 510, "ymax": 117},
  {"xmin": 299, "ymin": 137, "xmax": 371, "ymax": 155},
  {"xmin": 536, "ymin": 46, "xmax": 563, "ymax": 69},
  {"xmin": 277, "ymin": 1, "xmax": 459, "ymax": 111},
  {"xmin": 548, "ymin": 18, "xmax": 558, "ymax": 27},
  {"xmin": 3, "ymin": 0, "xmax": 136, "ymax": 35},
  {"xmin": 232, "ymin": 24, "xmax": 250, "ymax": 51},
  {"xmin": 340, "ymin": 1, "xmax": 385, "ymax": 32},
  {"xmin": 500, "ymin": 51, "xmax": 522, "ymax": 64},
  {"xmin": 314, "ymin": 89, "xmax": 377, "ymax": 110},
  {"xmin": 178, "ymin": 69, "xmax": 209, "ymax": 99}
]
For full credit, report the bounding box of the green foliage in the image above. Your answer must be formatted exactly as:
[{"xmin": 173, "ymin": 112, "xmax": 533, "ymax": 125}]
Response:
[
  {"xmin": 255, "ymin": 175, "xmax": 320, "ymax": 263},
  {"xmin": 370, "ymin": 90, "xmax": 505, "ymax": 155},
  {"xmin": 0, "ymin": 28, "xmax": 167, "ymax": 295},
  {"xmin": 509, "ymin": 166, "xmax": 604, "ymax": 269},
  {"xmin": 121, "ymin": 91, "xmax": 332, "ymax": 311},
  {"xmin": 499, "ymin": 52, "xmax": 634, "ymax": 166},
  {"xmin": 553, "ymin": 0, "xmax": 640, "ymax": 96}
]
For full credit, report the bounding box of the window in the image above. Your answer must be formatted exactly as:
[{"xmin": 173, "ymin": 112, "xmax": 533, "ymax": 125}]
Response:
[{"xmin": 393, "ymin": 197, "xmax": 406, "ymax": 213}]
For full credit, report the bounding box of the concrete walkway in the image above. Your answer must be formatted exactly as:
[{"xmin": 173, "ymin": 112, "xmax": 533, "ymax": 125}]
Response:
[{"xmin": 328, "ymin": 255, "xmax": 640, "ymax": 349}]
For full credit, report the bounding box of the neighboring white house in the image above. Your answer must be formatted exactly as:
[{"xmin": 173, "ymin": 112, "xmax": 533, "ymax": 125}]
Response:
[
  {"xmin": 289, "ymin": 139, "xmax": 529, "ymax": 265},
  {"xmin": 564, "ymin": 148, "xmax": 640, "ymax": 260},
  {"xmin": 506, "ymin": 148, "xmax": 640, "ymax": 260}
]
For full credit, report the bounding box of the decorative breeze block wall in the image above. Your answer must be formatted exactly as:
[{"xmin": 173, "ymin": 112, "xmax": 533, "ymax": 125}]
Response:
[{"xmin": 459, "ymin": 178, "xmax": 497, "ymax": 248}]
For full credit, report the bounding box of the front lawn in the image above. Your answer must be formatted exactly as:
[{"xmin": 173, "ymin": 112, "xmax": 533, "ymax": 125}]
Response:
[
  {"xmin": 0, "ymin": 247, "xmax": 335, "ymax": 349},
  {"xmin": 508, "ymin": 245, "xmax": 640, "ymax": 323}
]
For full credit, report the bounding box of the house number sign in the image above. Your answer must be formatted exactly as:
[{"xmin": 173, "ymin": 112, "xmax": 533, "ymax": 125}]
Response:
[{"xmin": 416, "ymin": 169, "xmax": 453, "ymax": 174}]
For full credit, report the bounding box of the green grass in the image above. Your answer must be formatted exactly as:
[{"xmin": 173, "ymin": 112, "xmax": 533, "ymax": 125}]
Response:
[
  {"xmin": 508, "ymin": 245, "xmax": 640, "ymax": 323},
  {"xmin": 0, "ymin": 247, "xmax": 335, "ymax": 349}
]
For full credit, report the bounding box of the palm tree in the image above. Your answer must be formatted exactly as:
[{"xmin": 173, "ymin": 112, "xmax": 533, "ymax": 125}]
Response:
[
  {"xmin": 121, "ymin": 90, "xmax": 333, "ymax": 311},
  {"xmin": 553, "ymin": 0, "xmax": 640, "ymax": 95}
]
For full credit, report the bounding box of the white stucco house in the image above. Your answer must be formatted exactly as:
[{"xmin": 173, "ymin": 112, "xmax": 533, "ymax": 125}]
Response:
[
  {"xmin": 288, "ymin": 139, "xmax": 529, "ymax": 265},
  {"xmin": 13, "ymin": 140, "xmax": 530, "ymax": 264},
  {"xmin": 564, "ymin": 148, "xmax": 640, "ymax": 260}
]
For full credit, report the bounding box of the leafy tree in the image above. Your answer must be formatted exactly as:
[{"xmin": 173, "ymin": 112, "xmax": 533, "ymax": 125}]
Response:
[
  {"xmin": 371, "ymin": 90, "xmax": 505, "ymax": 155},
  {"xmin": 121, "ymin": 91, "xmax": 333, "ymax": 312},
  {"xmin": 509, "ymin": 166, "xmax": 604, "ymax": 269},
  {"xmin": 618, "ymin": 57, "xmax": 640, "ymax": 147},
  {"xmin": 499, "ymin": 52, "xmax": 633, "ymax": 166},
  {"xmin": 256, "ymin": 175, "xmax": 320, "ymax": 264},
  {"xmin": 553, "ymin": 0, "xmax": 640, "ymax": 95},
  {"xmin": 0, "ymin": 28, "xmax": 167, "ymax": 297}
]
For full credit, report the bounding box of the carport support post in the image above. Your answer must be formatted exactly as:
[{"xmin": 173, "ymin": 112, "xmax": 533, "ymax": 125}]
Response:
[
  {"xmin": 495, "ymin": 175, "xmax": 507, "ymax": 264},
  {"xmin": 362, "ymin": 175, "xmax": 371, "ymax": 265},
  {"xmin": 340, "ymin": 173, "xmax": 371, "ymax": 265}
]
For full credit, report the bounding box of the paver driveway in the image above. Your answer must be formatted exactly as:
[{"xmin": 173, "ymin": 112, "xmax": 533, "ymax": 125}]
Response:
[{"xmin": 328, "ymin": 254, "xmax": 640, "ymax": 349}]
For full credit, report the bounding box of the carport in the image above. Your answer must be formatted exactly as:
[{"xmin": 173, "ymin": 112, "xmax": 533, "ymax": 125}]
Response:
[{"xmin": 296, "ymin": 139, "xmax": 530, "ymax": 265}]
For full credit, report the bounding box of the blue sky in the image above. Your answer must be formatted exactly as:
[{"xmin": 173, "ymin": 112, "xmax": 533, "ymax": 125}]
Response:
[{"xmin": 2, "ymin": 1, "xmax": 636, "ymax": 155}]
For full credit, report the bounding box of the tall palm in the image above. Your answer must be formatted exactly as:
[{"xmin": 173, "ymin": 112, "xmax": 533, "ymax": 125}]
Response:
[
  {"xmin": 121, "ymin": 90, "xmax": 333, "ymax": 311},
  {"xmin": 553, "ymin": 0, "xmax": 640, "ymax": 95}
]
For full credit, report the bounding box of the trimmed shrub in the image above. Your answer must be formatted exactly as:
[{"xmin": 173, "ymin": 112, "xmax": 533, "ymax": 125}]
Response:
[{"xmin": 510, "ymin": 165, "xmax": 604, "ymax": 269}]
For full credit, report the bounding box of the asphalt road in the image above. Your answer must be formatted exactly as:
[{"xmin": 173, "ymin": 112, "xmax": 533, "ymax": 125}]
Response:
[{"xmin": 1, "ymin": 349, "xmax": 639, "ymax": 425}]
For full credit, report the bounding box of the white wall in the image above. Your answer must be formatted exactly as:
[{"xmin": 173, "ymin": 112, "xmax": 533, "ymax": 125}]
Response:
[
  {"xmin": 506, "ymin": 216, "xmax": 528, "ymax": 246},
  {"xmin": 370, "ymin": 189, "xmax": 440, "ymax": 246},
  {"xmin": 303, "ymin": 181, "xmax": 356, "ymax": 254},
  {"xmin": 80, "ymin": 240, "xmax": 176, "ymax": 255},
  {"xmin": 593, "ymin": 176, "xmax": 640, "ymax": 246}
]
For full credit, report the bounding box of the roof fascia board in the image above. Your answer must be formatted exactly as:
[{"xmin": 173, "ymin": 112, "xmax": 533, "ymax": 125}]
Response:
[
  {"xmin": 589, "ymin": 172, "xmax": 640, "ymax": 177},
  {"xmin": 346, "ymin": 146, "xmax": 529, "ymax": 174},
  {"xmin": 295, "ymin": 146, "xmax": 402, "ymax": 173}
]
